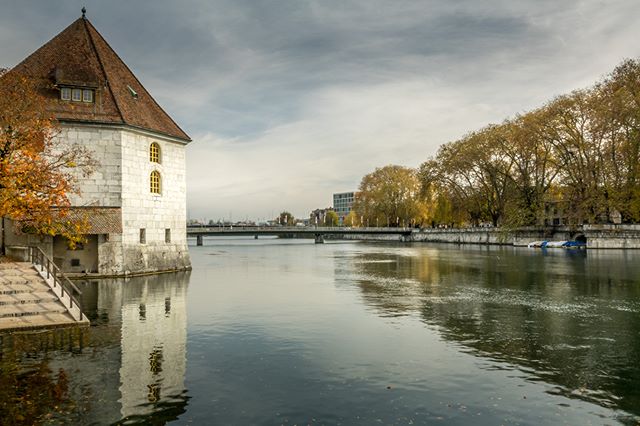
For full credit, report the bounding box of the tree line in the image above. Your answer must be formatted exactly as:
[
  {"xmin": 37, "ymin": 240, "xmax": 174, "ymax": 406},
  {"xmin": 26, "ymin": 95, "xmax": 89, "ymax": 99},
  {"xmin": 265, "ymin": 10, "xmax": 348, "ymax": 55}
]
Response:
[{"xmin": 353, "ymin": 59, "xmax": 640, "ymax": 228}]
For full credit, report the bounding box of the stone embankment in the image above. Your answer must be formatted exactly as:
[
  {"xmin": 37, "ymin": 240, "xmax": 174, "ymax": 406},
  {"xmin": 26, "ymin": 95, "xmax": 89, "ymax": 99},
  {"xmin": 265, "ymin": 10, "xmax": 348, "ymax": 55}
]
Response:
[
  {"xmin": 0, "ymin": 261, "xmax": 88, "ymax": 332},
  {"xmin": 339, "ymin": 225, "xmax": 640, "ymax": 249}
]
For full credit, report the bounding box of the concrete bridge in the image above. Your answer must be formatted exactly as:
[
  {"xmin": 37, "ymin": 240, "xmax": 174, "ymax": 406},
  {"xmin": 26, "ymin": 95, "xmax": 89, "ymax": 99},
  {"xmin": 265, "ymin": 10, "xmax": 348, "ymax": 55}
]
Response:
[{"xmin": 186, "ymin": 225, "xmax": 414, "ymax": 245}]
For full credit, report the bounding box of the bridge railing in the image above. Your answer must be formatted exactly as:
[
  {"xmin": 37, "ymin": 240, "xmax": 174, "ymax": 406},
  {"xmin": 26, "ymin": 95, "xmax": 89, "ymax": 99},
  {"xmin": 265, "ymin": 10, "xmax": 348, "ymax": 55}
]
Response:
[{"xmin": 187, "ymin": 225, "xmax": 415, "ymax": 232}]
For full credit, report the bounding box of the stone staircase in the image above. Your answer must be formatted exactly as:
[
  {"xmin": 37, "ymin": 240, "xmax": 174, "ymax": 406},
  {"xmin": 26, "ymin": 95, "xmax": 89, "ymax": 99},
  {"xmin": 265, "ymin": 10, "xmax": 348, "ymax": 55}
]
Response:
[{"xmin": 0, "ymin": 261, "xmax": 87, "ymax": 332}]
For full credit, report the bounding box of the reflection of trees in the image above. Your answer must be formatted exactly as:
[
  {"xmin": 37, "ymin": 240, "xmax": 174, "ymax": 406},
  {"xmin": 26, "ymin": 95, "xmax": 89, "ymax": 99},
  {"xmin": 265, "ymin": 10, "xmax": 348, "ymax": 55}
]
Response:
[
  {"xmin": 0, "ymin": 329, "xmax": 83, "ymax": 425},
  {"xmin": 350, "ymin": 247, "xmax": 640, "ymax": 418}
]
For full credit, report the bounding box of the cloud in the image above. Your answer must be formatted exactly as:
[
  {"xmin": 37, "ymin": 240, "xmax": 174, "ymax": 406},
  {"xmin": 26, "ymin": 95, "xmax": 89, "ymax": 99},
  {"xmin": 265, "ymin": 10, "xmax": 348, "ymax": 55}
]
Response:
[{"xmin": 2, "ymin": 0, "xmax": 640, "ymax": 220}]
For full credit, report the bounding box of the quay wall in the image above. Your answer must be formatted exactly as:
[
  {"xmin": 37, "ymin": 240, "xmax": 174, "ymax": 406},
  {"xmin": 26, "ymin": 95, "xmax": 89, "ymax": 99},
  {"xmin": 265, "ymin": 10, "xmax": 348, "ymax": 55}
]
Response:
[
  {"xmin": 333, "ymin": 234, "xmax": 406, "ymax": 242},
  {"xmin": 335, "ymin": 225, "xmax": 640, "ymax": 249}
]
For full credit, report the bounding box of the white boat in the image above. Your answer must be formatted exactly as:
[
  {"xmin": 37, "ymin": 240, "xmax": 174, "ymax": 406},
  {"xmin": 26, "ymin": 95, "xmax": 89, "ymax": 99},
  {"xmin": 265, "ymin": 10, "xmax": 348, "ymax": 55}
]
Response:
[
  {"xmin": 527, "ymin": 240, "xmax": 586, "ymax": 249},
  {"xmin": 545, "ymin": 241, "xmax": 568, "ymax": 248},
  {"xmin": 527, "ymin": 241, "xmax": 547, "ymax": 248}
]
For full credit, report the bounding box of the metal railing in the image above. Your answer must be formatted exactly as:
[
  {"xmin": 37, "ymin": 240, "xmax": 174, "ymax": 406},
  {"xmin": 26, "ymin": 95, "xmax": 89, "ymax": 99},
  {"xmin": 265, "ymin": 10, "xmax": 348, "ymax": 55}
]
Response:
[{"xmin": 28, "ymin": 246, "xmax": 85, "ymax": 322}]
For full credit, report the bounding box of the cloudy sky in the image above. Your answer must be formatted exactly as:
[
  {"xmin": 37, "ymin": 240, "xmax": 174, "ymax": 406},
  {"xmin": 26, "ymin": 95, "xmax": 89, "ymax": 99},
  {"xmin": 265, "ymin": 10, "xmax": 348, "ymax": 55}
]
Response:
[{"xmin": 1, "ymin": 1, "xmax": 639, "ymax": 221}]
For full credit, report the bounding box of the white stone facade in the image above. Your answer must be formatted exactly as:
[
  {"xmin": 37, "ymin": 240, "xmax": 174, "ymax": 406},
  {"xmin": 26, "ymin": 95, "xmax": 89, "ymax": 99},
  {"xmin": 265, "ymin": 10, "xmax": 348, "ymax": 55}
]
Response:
[{"xmin": 53, "ymin": 123, "xmax": 191, "ymax": 275}]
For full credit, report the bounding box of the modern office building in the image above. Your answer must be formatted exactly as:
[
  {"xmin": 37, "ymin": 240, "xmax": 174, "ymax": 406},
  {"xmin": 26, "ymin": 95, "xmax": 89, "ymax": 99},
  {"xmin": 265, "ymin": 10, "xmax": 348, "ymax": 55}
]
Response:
[{"xmin": 332, "ymin": 192, "xmax": 357, "ymax": 223}]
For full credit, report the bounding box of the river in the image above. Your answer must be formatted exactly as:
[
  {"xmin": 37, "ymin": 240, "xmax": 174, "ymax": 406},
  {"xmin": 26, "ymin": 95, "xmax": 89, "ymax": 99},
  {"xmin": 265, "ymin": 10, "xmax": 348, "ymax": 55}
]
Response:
[{"xmin": 1, "ymin": 239, "xmax": 639, "ymax": 425}]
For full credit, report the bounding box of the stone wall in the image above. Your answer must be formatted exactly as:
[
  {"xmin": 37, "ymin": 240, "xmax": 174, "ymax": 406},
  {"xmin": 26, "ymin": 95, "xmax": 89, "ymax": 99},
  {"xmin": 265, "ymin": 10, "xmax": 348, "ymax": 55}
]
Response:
[
  {"xmin": 334, "ymin": 226, "xmax": 640, "ymax": 249},
  {"xmin": 3, "ymin": 124, "xmax": 191, "ymax": 275},
  {"xmin": 48, "ymin": 124, "xmax": 190, "ymax": 275},
  {"xmin": 56, "ymin": 125, "xmax": 123, "ymax": 207},
  {"xmin": 3, "ymin": 219, "xmax": 53, "ymax": 258},
  {"xmin": 336, "ymin": 233, "xmax": 406, "ymax": 242},
  {"xmin": 409, "ymin": 227, "xmax": 572, "ymax": 246},
  {"xmin": 582, "ymin": 225, "xmax": 640, "ymax": 249},
  {"xmin": 119, "ymin": 129, "xmax": 191, "ymax": 274},
  {"xmin": 53, "ymin": 235, "xmax": 99, "ymax": 273}
]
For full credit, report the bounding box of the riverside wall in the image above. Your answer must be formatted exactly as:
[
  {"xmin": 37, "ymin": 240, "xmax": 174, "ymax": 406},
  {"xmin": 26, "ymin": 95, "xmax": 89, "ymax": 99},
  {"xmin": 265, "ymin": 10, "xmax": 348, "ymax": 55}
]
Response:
[{"xmin": 337, "ymin": 225, "xmax": 640, "ymax": 249}]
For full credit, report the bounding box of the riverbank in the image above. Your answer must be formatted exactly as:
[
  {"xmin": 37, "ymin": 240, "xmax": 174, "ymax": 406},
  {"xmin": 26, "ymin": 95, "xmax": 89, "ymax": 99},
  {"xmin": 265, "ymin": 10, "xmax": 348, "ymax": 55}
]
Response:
[{"xmin": 337, "ymin": 224, "xmax": 640, "ymax": 249}]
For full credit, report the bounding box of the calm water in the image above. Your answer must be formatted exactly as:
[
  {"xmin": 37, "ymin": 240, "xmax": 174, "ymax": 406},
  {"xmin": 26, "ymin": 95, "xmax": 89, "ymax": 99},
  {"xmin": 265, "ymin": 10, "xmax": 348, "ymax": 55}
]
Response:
[{"xmin": 1, "ymin": 239, "xmax": 640, "ymax": 425}]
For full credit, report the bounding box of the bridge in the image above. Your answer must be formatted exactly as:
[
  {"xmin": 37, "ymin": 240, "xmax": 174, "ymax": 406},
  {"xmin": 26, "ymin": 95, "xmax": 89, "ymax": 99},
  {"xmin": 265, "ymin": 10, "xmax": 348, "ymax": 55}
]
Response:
[{"xmin": 186, "ymin": 225, "xmax": 414, "ymax": 245}]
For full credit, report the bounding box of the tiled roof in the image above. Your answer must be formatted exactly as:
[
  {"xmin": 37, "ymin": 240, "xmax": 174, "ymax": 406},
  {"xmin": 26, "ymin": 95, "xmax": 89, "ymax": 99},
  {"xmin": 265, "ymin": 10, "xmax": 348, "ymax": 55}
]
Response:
[
  {"xmin": 65, "ymin": 207, "xmax": 122, "ymax": 234},
  {"xmin": 12, "ymin": 17, "xmax": 191, "ymax": 142}
]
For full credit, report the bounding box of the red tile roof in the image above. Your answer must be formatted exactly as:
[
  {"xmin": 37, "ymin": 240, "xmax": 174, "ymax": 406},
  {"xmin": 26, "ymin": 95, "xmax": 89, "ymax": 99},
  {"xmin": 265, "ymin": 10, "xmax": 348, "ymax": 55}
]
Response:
[
  {"xmin": 12, "ymin": 17, "xmax": 191, "ymax": 142},
  {"xmin": 65, "ymin": 207, "xmax": 122, "ymax": 234}
]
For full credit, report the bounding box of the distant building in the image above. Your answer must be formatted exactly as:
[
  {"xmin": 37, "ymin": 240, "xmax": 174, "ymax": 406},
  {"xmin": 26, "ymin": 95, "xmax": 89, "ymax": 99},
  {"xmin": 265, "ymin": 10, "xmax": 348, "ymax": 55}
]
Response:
[
  {"xmin": 333, "ymin": 192, "xmax": 357, "ymax": 223},
  {"xmin": 3, "ymin": 12, "xmax": 191, "ymax": 275}
]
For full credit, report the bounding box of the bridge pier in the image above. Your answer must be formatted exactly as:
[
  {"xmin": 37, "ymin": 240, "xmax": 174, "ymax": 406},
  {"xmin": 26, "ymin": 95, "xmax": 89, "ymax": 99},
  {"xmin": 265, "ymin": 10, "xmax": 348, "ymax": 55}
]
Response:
[
  {"xmin": 196, "ymin": 235, "xmax": 203, "ymax": 246},
  {"xmin": 315, "ymin": 234, "xmax": 324, "ymax": 244}
]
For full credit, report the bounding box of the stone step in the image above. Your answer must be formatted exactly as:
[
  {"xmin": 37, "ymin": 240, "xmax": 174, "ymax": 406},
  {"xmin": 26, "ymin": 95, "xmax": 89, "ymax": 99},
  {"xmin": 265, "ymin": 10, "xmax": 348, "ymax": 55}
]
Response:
[
  {"xmin": 0, "ymin": 274, "xmax": 47, "ymax": 286},
  {"xmin": 0, "ymin": 262, "xmax": 32, "ymax": 269},
  {"xmin": 0, "ymin": 300, "xmax": 68, "ymax": 318},
  {"xmin": 0, "ymin": 267, "xmax": 39, "ymax": 275},
  {"xmin": 0, "ymin": 261, "xmax": 88, "ymax": 331},
  {"xmin": 0, "ymin": 291, "xmax": 58, "ymax": 306},
  {"xmin": 0, "ymin": 282, "xmax": 52, "ymax": 295},
  {"xmin": 0, "ymin": 311, "xmax": 77, "ymax": 331}
]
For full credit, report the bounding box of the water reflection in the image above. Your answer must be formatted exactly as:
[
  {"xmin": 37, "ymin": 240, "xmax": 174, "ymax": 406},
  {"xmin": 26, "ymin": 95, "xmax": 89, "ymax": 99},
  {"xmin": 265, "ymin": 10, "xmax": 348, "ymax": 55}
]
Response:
[
  {"xmin": 0, "ymin": 329, "xmax": 84, "ymax": 425},
  {"xmin": 348, "ymin": 245, "xmax": 640, "ymax": 420},
  {"xmin": 0, "ymin": 271, "xmax": 190, "ymax": 425},
  {"xmin": 116, "ymin": 272, "xmax": 189, "ymax": 423}
]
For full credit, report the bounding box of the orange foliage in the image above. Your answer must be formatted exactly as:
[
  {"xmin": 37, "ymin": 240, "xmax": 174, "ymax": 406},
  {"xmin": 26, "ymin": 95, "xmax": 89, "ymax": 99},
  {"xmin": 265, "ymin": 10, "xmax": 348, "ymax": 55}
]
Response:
[{"xmin": 0, "ymin": 69, "xmax": 94, "ymax": 246}]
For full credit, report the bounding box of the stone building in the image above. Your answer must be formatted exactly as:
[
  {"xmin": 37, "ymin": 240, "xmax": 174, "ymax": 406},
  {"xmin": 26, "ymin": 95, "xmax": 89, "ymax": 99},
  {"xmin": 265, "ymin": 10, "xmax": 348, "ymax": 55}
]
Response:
[{"xmin": 3, "ymin": 12, "xmax": 191, "ymax": 275}]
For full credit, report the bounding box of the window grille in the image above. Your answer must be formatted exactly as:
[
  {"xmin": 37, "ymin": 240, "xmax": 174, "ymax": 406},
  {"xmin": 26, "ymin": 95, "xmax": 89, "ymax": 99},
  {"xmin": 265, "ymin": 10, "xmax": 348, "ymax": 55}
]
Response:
[
  {"xmin": 150, "ymin": 171, "xmax": 161, "ymax": 194},
  {"xmin": 150, "ymin": 143, "xmax": 160, "ymax": 163}
]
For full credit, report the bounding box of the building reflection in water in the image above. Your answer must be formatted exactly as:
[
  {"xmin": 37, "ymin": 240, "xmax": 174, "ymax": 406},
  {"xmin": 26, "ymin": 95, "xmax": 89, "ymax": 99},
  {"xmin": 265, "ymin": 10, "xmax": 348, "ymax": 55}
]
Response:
[
  {"xmin": 0, "ymin": 271, "xmax": 190, "ymax": 425},
  {"xmin": 115, "ymin": 271, "xmax": 189, "ymax": 422}
]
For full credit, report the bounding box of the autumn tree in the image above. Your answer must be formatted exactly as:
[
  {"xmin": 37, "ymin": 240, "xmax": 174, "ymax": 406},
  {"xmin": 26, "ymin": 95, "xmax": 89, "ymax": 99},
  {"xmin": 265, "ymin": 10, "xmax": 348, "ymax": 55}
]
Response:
[
  {"xmin": 354, "ymin": 165, "xmax": 428, "ymax": 227},
  {"xmin": 421, "ymin": 126, "xmax": 517, "ymax": 227},
  {"xmin": 592, "ymin": 59, "xmax": 640, "ymax": 222},
  {"xmin": 343, "ymin": 210, "xmax": 358, "ymax": 227},
  {"xmin": 352, "ymin": 58, "xmax": 640, "ymax": 228},
  {"xmin": 324, "ymin": 210, "xmax": 339, "ymax": 227},
  {"xmin": 485, "ymin": 114, "xmax": 560, "ymax": 226},
  {"xmin": 0, "ymin": 69, "xmax": 94, "ymax": 252}
]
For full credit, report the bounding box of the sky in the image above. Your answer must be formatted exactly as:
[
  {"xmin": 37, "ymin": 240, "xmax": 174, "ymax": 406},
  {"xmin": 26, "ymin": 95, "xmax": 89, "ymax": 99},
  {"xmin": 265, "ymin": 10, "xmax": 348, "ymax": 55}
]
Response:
[{"xmin": 1, "ymin": 1, "xmax": 639, "ymax": 221}]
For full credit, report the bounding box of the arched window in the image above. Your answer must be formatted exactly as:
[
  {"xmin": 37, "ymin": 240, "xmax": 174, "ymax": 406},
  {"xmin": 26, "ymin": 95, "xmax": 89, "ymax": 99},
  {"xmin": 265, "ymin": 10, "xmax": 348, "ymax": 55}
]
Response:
[
  {"xmin": 150, "ymin": 171, "xmax": 161, "ymax": 194},
  {"xmin": 150, "ymin": 143, "xmax": 161, "ymax": 163}
]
